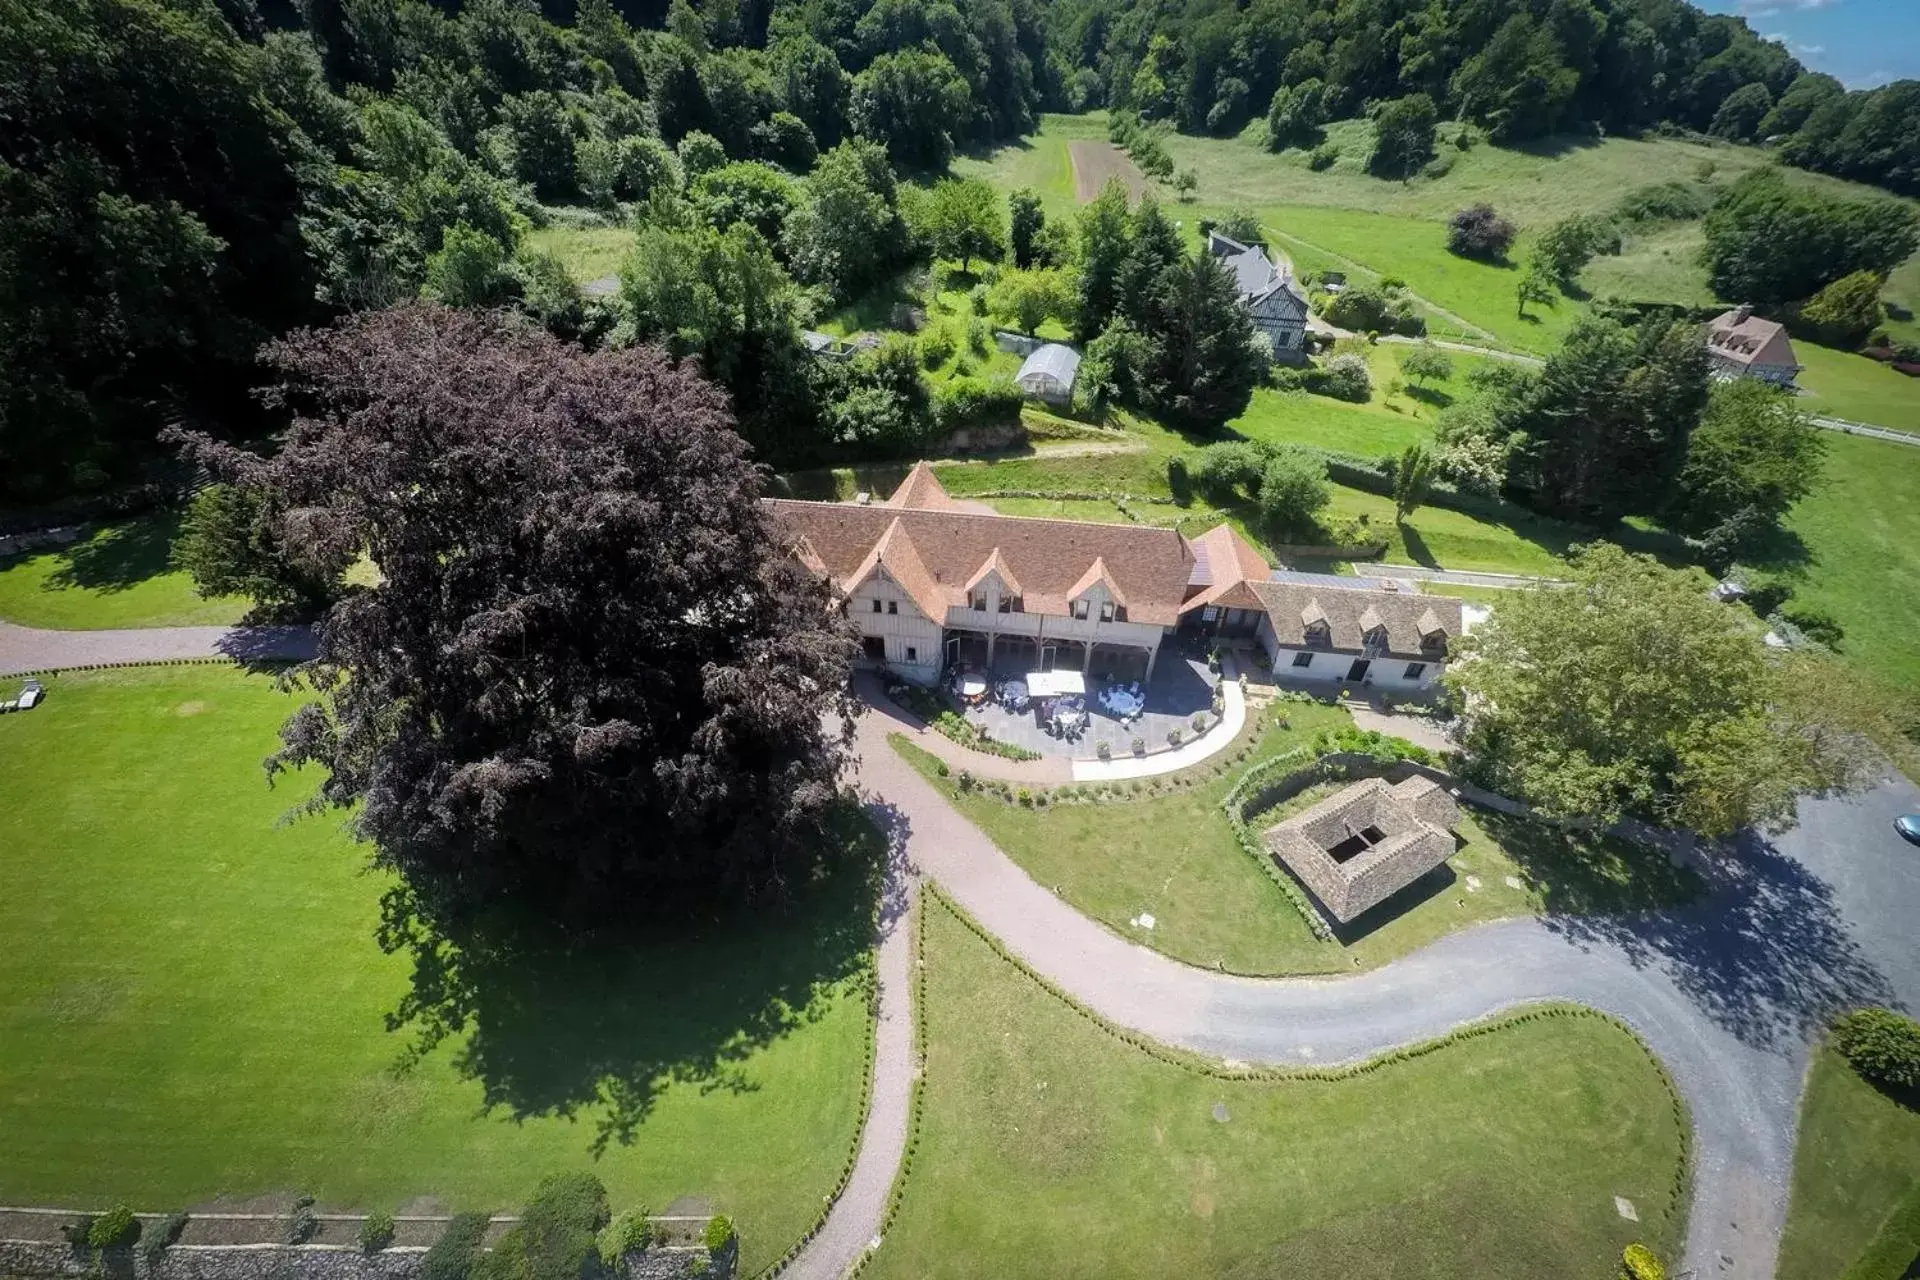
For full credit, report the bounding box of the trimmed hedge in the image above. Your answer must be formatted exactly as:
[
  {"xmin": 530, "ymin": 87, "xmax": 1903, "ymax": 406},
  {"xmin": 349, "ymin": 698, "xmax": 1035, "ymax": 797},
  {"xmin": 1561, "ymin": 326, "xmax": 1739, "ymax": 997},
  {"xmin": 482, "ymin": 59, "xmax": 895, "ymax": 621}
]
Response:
[{"xmin": 1832, "ymin": 1007, "xmax": 1920, "ymax": 1091}]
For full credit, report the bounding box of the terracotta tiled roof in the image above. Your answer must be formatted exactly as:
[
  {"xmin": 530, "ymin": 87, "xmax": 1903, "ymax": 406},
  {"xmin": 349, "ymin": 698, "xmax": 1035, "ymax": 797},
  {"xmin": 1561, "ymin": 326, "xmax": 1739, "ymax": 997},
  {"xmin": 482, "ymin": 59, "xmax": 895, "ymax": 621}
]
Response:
[
  {"xmin": 882, "ymin": 462, "xmax": 962, "ymax": 511},
  {"xmin": 1180, "ymin": 524, "xmax": 1275, "ymax": 614},
  {"xmin": 1248, "ymin": 579, "xmax": 1462, "ymax": 657},
  {"xmin": 1706, "ymin": 310, "xmax": 1801, "ymax": 370},
  {"xmin": 965, "ymin": 547, "xmax": 1022, "ymax": 596},
  {"xmin": 1067, "ymin": 555, "xmax": 1127, "ymax": 608},
  {"xmin": 768, "ymin": 500, "xmax": 1199, "ymax": 625},
  {"xmin": 843, "ymin": 517, "xmax": 949, "ymax": 621}
]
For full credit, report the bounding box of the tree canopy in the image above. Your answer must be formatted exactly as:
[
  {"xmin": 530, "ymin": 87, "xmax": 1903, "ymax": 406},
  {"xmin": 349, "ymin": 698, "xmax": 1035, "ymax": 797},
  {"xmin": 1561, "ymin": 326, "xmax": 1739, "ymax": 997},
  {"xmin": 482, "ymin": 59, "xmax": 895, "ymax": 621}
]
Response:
[
  {"xmin": 1447, "ymin": 544, "xmax": 1852, "ymax": 837},
  {"xmin": 173, "ymin": 305, "xmax": 858, "ymax": 915},
  {"xmin": 1701, "ymin": 168, "xmax": 1920, "ymax": 305}
]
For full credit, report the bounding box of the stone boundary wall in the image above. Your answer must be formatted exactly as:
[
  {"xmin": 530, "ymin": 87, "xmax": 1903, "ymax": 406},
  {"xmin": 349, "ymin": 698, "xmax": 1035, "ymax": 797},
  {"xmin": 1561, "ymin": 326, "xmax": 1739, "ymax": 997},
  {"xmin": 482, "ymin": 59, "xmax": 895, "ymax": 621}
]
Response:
[
  {"xmin": 0, "ymin": 1241, "xmax": 715, "ymax": 1280},
  {"xmin": 0, "ymin": 525, "xmax": 84, "ymax": 557}
]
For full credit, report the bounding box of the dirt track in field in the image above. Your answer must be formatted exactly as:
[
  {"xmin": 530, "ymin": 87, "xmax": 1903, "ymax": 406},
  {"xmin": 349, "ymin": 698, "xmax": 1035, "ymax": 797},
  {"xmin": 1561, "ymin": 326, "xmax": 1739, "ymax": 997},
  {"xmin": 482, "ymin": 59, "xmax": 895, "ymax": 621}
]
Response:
[{"xmin": 1067, "ymin": 140, "xmax": 1150, "ymax": 204}]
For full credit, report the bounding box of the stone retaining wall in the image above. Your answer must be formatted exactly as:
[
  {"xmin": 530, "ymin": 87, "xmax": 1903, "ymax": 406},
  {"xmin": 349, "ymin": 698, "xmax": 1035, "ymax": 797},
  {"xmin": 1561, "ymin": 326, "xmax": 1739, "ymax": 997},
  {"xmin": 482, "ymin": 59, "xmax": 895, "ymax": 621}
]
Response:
[{"xmin": 0, "ymin": 1241, "xmax": 716, "ymax": 1280}]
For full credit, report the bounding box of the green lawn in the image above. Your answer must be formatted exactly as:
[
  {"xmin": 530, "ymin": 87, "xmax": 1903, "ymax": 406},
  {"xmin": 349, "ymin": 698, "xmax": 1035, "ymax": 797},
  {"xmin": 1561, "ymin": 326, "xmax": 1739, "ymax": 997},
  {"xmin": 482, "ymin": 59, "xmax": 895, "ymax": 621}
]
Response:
[
  {"xmin": 523, "ymin": 225, "xmax": 634, "ymax": 283},
  {"xmin": 1581, "ymin": 222, "xmax": 1718, "ymax": 308},
  {"xmin": 1883, "ymin": 253, "xmax": 1920, "ymax": 347},
  {"xmin": 1795, "ymin": 343, "xmax": 1920, "ymax": 431},
  {"xmin": 1770, "ymin": 432, "xmax": 1920, "ymax": 690},
  {"xmin": 866, "ymin": 895, "xmax": 1689, "ymax": 1280},
  {"xmin": 950, "ymin": 111, "xmax": 1104, "ymax": 221},
  {"xmin": 0, "ymin": 667, "xmax": 872, "ymax": 1273},
  {"xmin": 894, "ymin": 720, "xmax": 1694, "ymax": 977},
  {"xmin": 1777, "ymin": 1046, "xmax": 1920, "ymax": 1280},
  {"xmin": 0, "ymin": 514, "xmax": 245, "ymax": 630}
]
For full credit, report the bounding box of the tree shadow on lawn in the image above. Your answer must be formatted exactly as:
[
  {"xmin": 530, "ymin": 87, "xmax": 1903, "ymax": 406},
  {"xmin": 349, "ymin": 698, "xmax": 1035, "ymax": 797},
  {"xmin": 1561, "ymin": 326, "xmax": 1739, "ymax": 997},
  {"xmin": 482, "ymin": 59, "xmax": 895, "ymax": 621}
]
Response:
[
  {"xmin": 1537, "ymin": 827, "xmax": 1895, "ymax": 1051},
  {"xmin": 386, "ymin": 808, "xmax": 885, "ymax": 1155},
  {"xmin": 38, "ymin": 511, "xmax": 183, "ymax": 594},
  {"xmin": 1396, "ymin": 522, "xmax": 1439, "ymax": 568},
  {"xmin": 1403, "ymin": 385, "xmax": 1454, "ymax": 410}
]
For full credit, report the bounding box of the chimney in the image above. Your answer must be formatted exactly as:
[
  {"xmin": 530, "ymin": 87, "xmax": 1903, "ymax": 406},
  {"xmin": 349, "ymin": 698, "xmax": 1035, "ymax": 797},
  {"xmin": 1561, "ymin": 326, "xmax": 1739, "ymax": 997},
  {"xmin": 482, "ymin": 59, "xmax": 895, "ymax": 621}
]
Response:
[{"xmin": 1733, "ymin": 303, "xmax": 1754, "ymax": 325}]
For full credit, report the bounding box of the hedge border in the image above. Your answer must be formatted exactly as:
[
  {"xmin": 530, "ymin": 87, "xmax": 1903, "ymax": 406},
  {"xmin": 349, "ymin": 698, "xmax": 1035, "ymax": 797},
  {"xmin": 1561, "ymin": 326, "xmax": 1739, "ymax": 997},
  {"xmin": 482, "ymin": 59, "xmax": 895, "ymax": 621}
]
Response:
[{"xmin": 923, "ymin": 886, "xmax": 1693, "ymax": 1241}]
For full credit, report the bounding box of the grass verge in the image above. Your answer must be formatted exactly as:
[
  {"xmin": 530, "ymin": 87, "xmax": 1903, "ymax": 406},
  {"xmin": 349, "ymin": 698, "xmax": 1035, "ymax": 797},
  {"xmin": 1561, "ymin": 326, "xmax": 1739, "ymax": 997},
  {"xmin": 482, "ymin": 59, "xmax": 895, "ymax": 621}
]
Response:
[
  {"xmin": 0, "ymin": 666, "xmax": 872, "ymax": 1274},
  {"xmin": 1777, "ymin": 1044, "xmax": 1920, "ymax": 1280}
]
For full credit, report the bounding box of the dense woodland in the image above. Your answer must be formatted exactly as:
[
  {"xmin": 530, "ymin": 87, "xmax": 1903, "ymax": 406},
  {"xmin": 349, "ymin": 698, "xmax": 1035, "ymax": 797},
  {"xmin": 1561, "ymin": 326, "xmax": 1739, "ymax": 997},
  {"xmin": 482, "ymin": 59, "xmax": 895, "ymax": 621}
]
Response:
[{"xmin": 3, "ymin": 0, "xmax": 1919, "ymax": 507}]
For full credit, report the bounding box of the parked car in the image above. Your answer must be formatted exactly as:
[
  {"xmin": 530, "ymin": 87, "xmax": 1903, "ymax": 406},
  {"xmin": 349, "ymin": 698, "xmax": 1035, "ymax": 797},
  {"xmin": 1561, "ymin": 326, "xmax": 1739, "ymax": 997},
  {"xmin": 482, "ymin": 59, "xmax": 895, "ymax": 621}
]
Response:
[{"xmin": 1896, "ymin": 814, "xmax": 1920, "ymax": 846}]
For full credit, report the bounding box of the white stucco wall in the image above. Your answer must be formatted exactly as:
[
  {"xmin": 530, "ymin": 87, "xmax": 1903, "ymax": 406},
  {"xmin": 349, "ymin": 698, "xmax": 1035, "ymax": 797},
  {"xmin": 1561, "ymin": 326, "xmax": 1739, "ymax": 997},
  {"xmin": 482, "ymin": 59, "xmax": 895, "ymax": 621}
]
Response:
[
  {"xmin": 1255, "ymin": 618, "xmax": 1442, "ymax": 689},
  {"xmin": 947, "ymin": 574, "xmax": 1167, "ymax": 657},
  {"xmin": 848, "ymin": 572, "xmax": 943, "ymax": 685}
]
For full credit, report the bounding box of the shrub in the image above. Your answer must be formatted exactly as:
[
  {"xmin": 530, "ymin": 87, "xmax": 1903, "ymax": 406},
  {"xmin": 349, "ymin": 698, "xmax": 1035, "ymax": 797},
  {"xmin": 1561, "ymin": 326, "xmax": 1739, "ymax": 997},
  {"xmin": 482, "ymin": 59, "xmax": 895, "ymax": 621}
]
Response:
[
  {"xmin": 360, "ymin": 1212, "xmax": 397, "ymax": 1255},
  {"xmin": 1421, "ymin": 152, "xmax": 1454, "ymax": 179},
  {"xmin": 1131, "ymin": 735, "xmax": 1145, "ymax": 755},
  {"xmin": 89, "ymin": 1206, "xmax": 140, "ymax": 1250},
  {"xmin": 1192, "ymin": 712, "xmax": 1207, "ymax": 732},
  {"xmin": 1613, "ymin": 181, "xmax": 1709, "ymax": 224},
  {"xmin": 422, "ymin": 1213, "xmax": 492, "ymax": 1280},
  {"xmin": 1166, "ymin": 455, "xmax": 1192, "ymax": 505},
  {"xmin": 1780, "ymin": 605, "xmax": 1844, "ymax": 648},
  {"xmin": 61, "ymin": 1218, "xmax": 95, "ymax": 1249},
  {"xmin": 141, "ymin": 1213, "xmax": 189, "ymax": 1265},
  {"xmin": 1167, "ymin": 728, "xmax": 1183, "ymax": 746},
  {"xmin": 598, "ymin": 1211, "xmax": 653, "ymax": 1263},
  {"xmin": 1447, "ymin": 204, "xmax": 1516, "ymax": 261},
  {"xmin": 935, "ymin": 761, "xmax": 950, "ymax": 777},
  {"xmin": 1621, "ymin": 1242, "xmax": 1665, "ymax": 1280},
  {"xmin": 474, "ymin": 1174, "xmax": 609, "ymax": 1280},
  {"xmin": 1016, "ymin": 787, "xmax": 1032, "ymax": 806},
  {"xmin": 1832, "ymin": 1007, "xmax": 1920, "ymax": 1091},
  {"xmin": 286, "ymin": 1196, "xmax": 319, "ymax": 1245},
  {"xmin": 955, "ymin": 768, "xmax": 974, "ymax": 790},
  {"xmin": 702, "ymin": 1215, "xmax": 736, "ymax": 1252},
  {"xmin": 1307, "ymin": 142, "xmax": 1338, "ymax": 170},
  {"xmin": 920, "ymin": 325, "xmax": 957, "ymax": 369},
  {"xmin": 933, "ymin": 375, "xmax": 1023, "ymax": 433},
  {"xmin": 968, "ymin": 286, "xmax": 990, "ymax": 318},
  {"xmin": 1097, "ymin": 741, "xmax": 1112, "ymax": 761},
  {"xmin": 1308, "ymin": 352, "xmax": 1372, "ymax": 403}
]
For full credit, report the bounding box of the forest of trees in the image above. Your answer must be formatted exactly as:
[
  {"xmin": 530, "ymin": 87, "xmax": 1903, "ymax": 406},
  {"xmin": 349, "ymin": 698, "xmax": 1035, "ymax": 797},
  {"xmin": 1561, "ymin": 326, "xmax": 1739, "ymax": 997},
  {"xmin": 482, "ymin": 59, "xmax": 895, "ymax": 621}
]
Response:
[
  {"xmin": 4, "ymin": 0, "xmax": 1917, "ymax": 507},
  {"xmin": 1052, "ymin": 0, "xmax": 1919, "ymax": 196}
]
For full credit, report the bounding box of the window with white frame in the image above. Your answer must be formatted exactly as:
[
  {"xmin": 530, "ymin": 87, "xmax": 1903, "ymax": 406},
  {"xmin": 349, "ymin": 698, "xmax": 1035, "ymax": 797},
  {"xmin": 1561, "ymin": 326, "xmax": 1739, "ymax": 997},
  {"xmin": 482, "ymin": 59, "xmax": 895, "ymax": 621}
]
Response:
[
  {"xmin": 1292, "ymin": 651, "xmax": 1313, "ymax": 668},
  {"xmin": 1099, "ymin": 601, "xmax": 1114, "ymax": 622},
  {"xmin": 1072, "ymin": 599, "xmax": 1090, "ymax": 620},
  {"xmin": 971, "ymin": 593, "xmax": 987, "ymax": 611}
]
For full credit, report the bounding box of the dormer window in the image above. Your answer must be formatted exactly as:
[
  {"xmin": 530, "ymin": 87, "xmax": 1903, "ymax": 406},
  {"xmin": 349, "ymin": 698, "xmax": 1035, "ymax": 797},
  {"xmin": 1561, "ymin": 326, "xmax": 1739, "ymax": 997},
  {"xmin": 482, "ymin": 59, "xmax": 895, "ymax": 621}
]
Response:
[
  {"xmin": 1010, "ymin": 596, "xmax": 1024, "ymax": 613},
  {"xmin": 1363, "ymin": 626, "xmax": 1388, "ymax": 651},
  {"xmin": 998, "ymin": 596, "xmax": 1012, "ymax": 613},
  {"xmin": 1421, "ymin": 630, "xmax": 1447, "ymax": 652},
  {"xmin": 1305, "ymin": 621, "xmax": 1331, "ymax": 648},
  {"xmin": 971, "ymin": 592, "xmax": 988, "ymax": 612},
  {"xmin": 1099, "ymin": 601, "xmax": 1115, "ymax": 622},
  {"xmin": 1072, "ymin": 599, "xmax": 1090, "ymax": 620}
]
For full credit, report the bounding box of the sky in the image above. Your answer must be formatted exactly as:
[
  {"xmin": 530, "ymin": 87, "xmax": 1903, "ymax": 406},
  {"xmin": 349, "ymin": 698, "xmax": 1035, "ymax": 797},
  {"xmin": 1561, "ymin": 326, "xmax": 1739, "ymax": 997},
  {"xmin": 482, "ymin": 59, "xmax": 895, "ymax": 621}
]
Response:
[{"xmin": 1696, "ymin": 0, "xmax": 1920, "ymax": 89}]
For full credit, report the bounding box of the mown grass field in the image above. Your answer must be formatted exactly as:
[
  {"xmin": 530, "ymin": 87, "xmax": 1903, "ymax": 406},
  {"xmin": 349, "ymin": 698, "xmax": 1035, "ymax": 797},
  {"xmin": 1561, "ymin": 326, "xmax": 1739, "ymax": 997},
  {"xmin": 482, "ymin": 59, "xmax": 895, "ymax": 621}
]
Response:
[
  {"xmin": 1795, "ymin": 343, "xmax": 1920, "ymax": 430},
  {"xmin": 0, "ymin": 514, "xmax": 245, "ymax": 630},
  {"xmin": 524, "ymin": 224, "xmax": 633, "ymax": 283},
  {"xmin": 894, "ymin": 727, "xmax": 1695, "ymax": 978},
  {"xmin": 1776, "ymin": 1045, "xmax": 1920, "ymax": 1280},
  {"xmin": 1772, "ymin": 432, "xmax": 1920, "ymax": 690},
  {"xmin": 0, "ymin": 667, "xmax": 872, "ymax": 1273},
  {"xmin": 864, "ymin": 896, "xmax": 1689, "ymax": 1280}
]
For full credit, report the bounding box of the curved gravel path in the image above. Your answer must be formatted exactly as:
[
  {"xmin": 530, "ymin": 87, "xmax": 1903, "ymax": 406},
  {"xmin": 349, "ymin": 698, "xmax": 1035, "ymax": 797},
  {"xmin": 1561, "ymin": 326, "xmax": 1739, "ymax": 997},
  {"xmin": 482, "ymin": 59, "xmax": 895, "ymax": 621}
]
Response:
[{"xmin": 10, "ymin": 628, "xmax": 1916, "ymax": 1279}]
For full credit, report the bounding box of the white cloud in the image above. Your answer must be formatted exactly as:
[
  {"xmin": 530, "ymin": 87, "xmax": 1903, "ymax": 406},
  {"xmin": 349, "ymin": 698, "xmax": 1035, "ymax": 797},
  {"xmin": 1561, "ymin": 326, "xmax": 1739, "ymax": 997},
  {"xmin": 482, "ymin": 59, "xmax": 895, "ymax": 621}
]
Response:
[
  {"xmin": 1737, "ymin": 0, "xmax": 1838, "ymax": 10},
  {"xmin": 1798, "ymin": 43, "xmax": 1825, "ymax": 54}
]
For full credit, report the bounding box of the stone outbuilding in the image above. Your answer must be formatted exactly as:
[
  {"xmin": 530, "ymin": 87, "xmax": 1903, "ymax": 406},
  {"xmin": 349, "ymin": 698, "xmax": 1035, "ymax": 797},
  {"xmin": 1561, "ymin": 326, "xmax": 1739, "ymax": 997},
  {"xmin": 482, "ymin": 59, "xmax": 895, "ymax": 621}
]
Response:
[{"xmin": 1264, "ymin": 775, "xmax": 1461, "ymax": 924}]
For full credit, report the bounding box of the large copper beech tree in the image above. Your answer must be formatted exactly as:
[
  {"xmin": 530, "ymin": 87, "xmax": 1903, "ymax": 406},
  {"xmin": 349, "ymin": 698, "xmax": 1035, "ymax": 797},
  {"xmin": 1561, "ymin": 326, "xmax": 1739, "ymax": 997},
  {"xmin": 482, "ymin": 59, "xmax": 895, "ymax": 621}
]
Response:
[{"xmin": 178, "ymin": 305, "xmax": 858, "ymax": 915}]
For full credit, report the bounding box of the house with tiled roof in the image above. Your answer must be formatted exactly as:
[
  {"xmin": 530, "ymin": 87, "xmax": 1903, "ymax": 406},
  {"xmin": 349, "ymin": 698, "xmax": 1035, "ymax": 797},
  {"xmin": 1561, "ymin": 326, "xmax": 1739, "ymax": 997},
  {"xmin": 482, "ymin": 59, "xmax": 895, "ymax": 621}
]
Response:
[
  {"xmin": 1248, "ymin": 576, "xmax": 1462, "ymax": 690},
  {"xmin": 769, "ymin": 464, "xmax": 1465, "ymax": 691},
  {"xmin": 1705, "ymin": 305, "xmax": 1802, "ymax": 388},
  {"xmin": 1207, "ymin": 231, "xmax": 1309, "ymax": 365}
]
